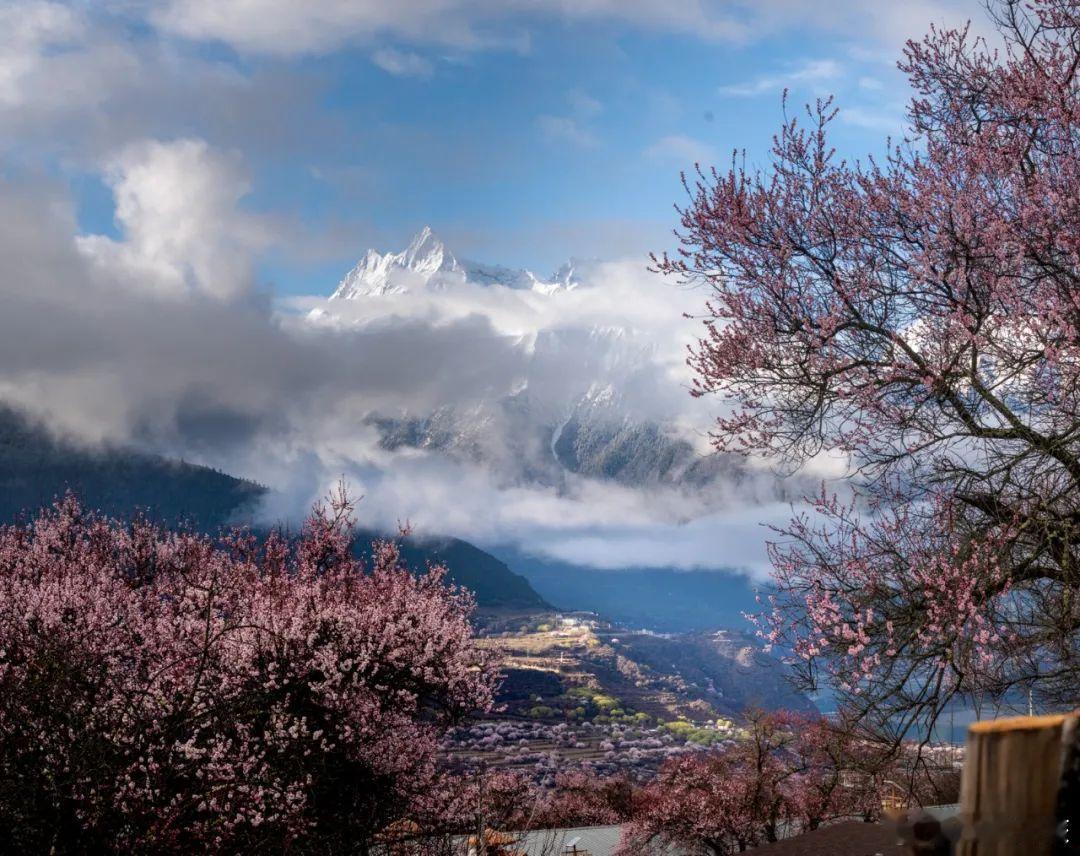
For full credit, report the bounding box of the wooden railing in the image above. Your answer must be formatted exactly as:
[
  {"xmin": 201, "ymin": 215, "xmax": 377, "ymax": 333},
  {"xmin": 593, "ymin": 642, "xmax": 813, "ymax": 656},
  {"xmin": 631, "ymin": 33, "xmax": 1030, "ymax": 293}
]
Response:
[{"xmin": 954, "ymin": 712, "xmax": 1079, "ymax": 854}]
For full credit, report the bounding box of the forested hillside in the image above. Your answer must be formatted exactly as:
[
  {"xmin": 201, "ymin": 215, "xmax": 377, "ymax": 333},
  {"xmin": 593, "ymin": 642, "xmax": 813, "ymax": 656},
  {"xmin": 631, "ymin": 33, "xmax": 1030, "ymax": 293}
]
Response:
[{"xmin": 0, "ymin": 407, "xmax": 265, "ymax": 528}]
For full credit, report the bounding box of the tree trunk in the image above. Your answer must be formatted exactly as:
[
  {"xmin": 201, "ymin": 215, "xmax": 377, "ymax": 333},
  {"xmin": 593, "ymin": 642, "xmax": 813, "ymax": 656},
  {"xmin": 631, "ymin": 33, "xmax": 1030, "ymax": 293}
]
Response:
[{"xmin": 956, "ymin": 713, "xmax": 1078, "ymax": 855}]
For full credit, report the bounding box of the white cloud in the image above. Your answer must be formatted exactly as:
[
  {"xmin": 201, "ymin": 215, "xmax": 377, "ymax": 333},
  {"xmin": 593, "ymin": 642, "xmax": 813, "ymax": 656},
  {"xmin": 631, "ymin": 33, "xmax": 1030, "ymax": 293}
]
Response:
[
  {"xmin": 0, "ymin": 163, "xmax": 803, "ymax": 572},
  {"xmin": 0, "ymin": 2, "xmax": 76, "ymax": 106},
  {"xmin": 372, "ymin": 47, "xmax": 434, "ymax": 78},
  {"xmin": 567, "ymin": 88, "xmax": 603, "ymax": 118},
  {"xmin": 76, "ymin": 139, "xmax": 271, "ymax": 301},
  {"xmin": 148, "ymin": 0, "xmax": 984, "ymax": 58},
  {"xmin": 151, "ymin": 0, "xmax": 515, "ymax": 56},
  {"xmin": 840, "ymin": 105, "xmax": 907, "ymax": 133},
  {"xmin": 149, "ymin": 0, "xmax": 747, "ymax": 57},
  {"xmin": 645, "ymin": 134, "xmax": 717, "ymax": 166},
  {"xmin": 0, "ymin": 2, "xmax": 141, "ymax": 116},
  {"xmin": 531, "ymin": 502, "xmax": 792, "ymax": 578},
  {"xmin": 0, "ymin": 171, "xmax": 532, "ymax": 448},
  {"xmin": 0, "ymin": 2, "xmax": 330, "ymax": 169},
  {"xmin": 268, "ymin": 463, "xmax": 792, "ymax": 578},
  {"xmin": 720, "ymin": 58, "xmax": 842, "ymax": 98},
  {"xmin": 536, "ymin": 114, "xmax": 598, "ymax": 148},
  {"xmin": 745, "ymin": 0, "xmax": 987, "ymax": 54}
]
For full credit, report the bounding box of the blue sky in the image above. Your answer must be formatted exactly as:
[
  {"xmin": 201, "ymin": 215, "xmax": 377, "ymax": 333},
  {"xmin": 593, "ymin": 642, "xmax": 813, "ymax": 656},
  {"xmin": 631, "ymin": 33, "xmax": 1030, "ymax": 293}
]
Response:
[
  {"xmin": 252, "ymin": 27, "xmax": 908, "ymax": 291},
  {"xmin": 10, "ymin": 0, "xmax": 983, "ymax": 299}
]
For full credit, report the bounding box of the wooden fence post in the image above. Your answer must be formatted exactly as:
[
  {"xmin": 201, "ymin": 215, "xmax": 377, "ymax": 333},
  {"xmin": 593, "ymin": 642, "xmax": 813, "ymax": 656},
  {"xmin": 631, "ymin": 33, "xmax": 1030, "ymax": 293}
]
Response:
[{"xmin": 956, "ymin": 712, "xmax": 1079, "ymax": 855}]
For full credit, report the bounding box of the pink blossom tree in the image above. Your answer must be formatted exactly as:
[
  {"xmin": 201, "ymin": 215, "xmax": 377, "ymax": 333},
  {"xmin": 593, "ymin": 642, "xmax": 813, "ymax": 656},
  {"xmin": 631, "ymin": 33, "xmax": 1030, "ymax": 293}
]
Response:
[
  {"xmin": 617, "ymin": 711, "xmax": 866, "ymax": 855},
  {"xmin": 429, "ymin": 766, "xmax": 637, "ymax": 835},
  {"xmin": 661, "ymin": 0, "xmax": 1080, "ymax": 745},
  {"xmin": 414, "ymin": 767, "xmax": 542, "ymax": 840},
  {"xmin": 788, "ymin": 714, "xmax": 886, "ymax": 827},
  {"xmin": 617, "ymin": 751, "xmax": 768, "ymax": 855},
  {"xmin": 0, "ymin": 491, "xmax": 498, "ymax": 853},
  {"xmin": 535, "ymin": 770, "xmax": 635, "ymax": 828}
]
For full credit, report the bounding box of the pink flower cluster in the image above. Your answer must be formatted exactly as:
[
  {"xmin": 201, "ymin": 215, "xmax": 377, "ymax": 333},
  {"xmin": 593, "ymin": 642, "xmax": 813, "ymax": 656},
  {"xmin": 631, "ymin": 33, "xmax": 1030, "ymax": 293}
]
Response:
[
  {"xmin": 0, "ymin": 492, "xmax": 498, "ymax": 852},
  {"xmin": 765, "ymin": 490, "xmax": 1013, "ymax": 694}
]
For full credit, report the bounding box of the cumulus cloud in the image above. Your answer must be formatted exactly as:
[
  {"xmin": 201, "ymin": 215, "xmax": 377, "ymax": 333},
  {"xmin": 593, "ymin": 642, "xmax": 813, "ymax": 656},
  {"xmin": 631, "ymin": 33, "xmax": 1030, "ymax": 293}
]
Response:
[
  {"xmin": 0, "ymin": 2, "xmax": 330, "ymax": 168},
  {"xmin": 77, "ymin": 139, "xmax": 271, "ymax": 301},
  {"xmin": 0, "ymin": 151, "xmax": 529, "ymax": 450},
  {"xmin": 0, "ymin": 2, "xmax": 122, "ymax": 110}
]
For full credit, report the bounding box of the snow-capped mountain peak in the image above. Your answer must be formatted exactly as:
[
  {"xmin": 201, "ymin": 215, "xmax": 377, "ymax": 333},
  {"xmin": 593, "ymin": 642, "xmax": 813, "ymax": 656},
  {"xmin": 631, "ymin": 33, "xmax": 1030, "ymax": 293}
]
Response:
[
  {"xmin": 329, "ymin": 227, "xmax": 590, "ymax": 299},
  {"xmin": 399, "ymin": 225, "xmax": 459, "ymax": 276},
  {"xmin": 330, "ymin": 226, "xmax": 461, "ymax": 299}
]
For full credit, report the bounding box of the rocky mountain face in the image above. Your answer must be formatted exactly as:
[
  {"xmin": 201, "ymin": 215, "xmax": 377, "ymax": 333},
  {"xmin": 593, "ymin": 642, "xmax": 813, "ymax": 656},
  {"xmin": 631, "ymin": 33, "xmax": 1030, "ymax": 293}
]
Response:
[
  {"xmin": 368, "ymin": 386, "xmax": 745, "ymax": 491},
  {"xmin": 549, "ymin": 386, "xmax": 733, "ymax": 487}
]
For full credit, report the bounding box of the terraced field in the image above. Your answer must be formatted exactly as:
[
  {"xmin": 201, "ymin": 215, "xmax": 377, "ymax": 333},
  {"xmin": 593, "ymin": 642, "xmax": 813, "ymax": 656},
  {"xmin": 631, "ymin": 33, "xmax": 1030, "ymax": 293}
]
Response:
[{"xmin": 446, "ymin": 611, "xmax": 815, "ymax": 779}]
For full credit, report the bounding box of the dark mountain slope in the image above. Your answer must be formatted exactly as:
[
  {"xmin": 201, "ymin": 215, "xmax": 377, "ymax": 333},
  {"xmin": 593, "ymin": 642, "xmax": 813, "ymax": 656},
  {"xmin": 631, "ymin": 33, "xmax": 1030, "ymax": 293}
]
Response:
[
  {"xmin": 0, "ymin": 407, "xmax": 265, "ymax": 529},
  {"xmin": 494, "ymin": 546, "xmax": 765, "ymax": 634},
  {"xmin": 615, "ymin": 629, "xmax": 817, "ymax": 716},
  {"xmin": 355, "ymin": 531, "xmax": 550, "ymax": 611}
]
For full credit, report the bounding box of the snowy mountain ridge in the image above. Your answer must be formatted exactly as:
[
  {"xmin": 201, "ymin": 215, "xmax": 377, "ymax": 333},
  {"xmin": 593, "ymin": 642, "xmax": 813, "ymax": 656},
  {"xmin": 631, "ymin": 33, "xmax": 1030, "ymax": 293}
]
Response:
[{"xmin": 329, "ymin": 226, "xmax": 589, "ymax": 299}]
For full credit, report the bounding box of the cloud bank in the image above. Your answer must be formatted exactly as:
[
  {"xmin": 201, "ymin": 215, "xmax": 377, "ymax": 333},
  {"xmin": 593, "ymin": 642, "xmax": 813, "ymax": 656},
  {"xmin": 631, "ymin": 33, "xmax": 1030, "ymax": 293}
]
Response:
[
  {"xmin": 148, "ymin": 0, "xmax": 983, "ymax": 58},
  {"xmin": 0, "ymin": 133, "xmax": 811, "ymax": 577},
  {"xmin": 0, "ymin": 0, "xmax": 940, "ymax": 577}
]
